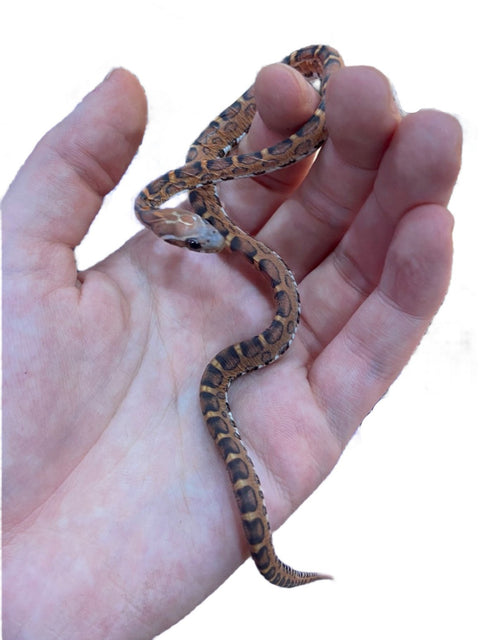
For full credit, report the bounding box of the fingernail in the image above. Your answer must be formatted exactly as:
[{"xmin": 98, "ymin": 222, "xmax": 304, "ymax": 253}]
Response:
[{"xmin": 103, "ymin": 68, "xmax": 117, "ymax": 83}]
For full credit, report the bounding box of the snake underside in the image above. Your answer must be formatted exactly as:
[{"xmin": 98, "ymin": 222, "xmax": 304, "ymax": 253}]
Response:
[{"xmin": 135, "ymin": 45, "xmax": 343, "ymax": 587}]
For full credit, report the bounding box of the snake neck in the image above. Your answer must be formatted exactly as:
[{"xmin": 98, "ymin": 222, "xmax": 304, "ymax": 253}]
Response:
[{"xmin": 188, "ymin": 185, "xmax": 301, "ymax": 374}]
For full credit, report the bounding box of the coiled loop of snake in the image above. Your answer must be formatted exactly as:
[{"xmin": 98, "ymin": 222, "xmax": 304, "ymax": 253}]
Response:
[{"xmin": 135, "ymin": 45, "xmax": 343, "ymax": 587}]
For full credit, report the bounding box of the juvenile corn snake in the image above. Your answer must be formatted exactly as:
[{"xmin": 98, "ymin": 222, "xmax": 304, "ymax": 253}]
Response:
[{"xmin": 135, "ymin": 45, "xmax": 343, "ymax": 587}]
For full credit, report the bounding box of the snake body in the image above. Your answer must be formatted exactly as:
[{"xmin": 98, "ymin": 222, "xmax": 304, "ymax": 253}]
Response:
[{"xmin": 135, "ymin": 45, "xmax": 343, "ymax": 587}]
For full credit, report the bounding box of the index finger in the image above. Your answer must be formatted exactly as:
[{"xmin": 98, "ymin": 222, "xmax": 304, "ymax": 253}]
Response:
[{"xmin": 218, "ymin": 61, "xmax": 323, "ymax": 234}]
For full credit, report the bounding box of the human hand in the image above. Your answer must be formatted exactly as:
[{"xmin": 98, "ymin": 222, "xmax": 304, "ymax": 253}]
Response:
[{"xmin": 2, "ymin": 62, "xmax": 461, "ymax": 639}]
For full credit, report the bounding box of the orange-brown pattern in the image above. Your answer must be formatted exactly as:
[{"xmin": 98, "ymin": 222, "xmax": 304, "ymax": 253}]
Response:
[{"xmin": 135, "ymin": 45, "xmax": 343, "ymax": 587}]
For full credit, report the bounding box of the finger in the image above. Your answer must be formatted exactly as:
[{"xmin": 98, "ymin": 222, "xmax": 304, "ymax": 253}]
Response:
[
  {"xmin": 337, "ymin": 109, "xmax": 463, "ymax": 292},
  {"xmin": 309, "ymin": 204, "xmax": 453, "ymax": 449},
  {"xmin": 299, "ymin": 108, "xmax": 462, "ymax": 351},
  {"xmin": 219, "ymin": 62, "xmax": 321, "ymax": 233},
  {"xmin": 257, "ymin": 66, "xmax": 401, "ymax": 276},
  {"xmin": 2, "ymin": 69, "xmax": 147, "ymax": 275}
]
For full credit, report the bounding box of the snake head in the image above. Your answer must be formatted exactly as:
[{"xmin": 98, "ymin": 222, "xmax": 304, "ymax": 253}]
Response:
[{"xmin": 138, "ymin": 207, "xmax": 225, "ymax": 253}]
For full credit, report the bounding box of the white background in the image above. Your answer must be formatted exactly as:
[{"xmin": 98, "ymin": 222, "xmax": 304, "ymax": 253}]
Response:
[{"xmin": 2, "ymin": 1, "xmax": 479, "ymax": 638}]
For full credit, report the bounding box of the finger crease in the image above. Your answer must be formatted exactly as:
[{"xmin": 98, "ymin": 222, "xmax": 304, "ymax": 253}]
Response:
[{"xmin": 299, "ymin": 180, "xmax": 354, "ymax": 235}]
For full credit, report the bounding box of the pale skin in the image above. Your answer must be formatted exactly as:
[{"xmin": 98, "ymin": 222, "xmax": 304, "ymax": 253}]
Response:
[{"xmin": 2, "ymin": 63, "xmax": 461, "ymax": 639}]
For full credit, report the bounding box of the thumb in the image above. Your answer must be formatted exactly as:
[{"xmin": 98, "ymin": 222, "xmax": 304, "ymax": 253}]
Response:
[{"xmin": 2, "ymin": 68, "xmax": 147, "ymax": 278}]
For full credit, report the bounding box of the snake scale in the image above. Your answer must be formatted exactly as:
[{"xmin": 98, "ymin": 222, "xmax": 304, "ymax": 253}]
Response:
[{"xmin": 135, "ymin": 45, "xmax": 343, "ymax": 587}]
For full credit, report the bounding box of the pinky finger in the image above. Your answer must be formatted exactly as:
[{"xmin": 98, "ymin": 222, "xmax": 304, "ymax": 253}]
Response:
[{"xmin": 310, "ymin": 204, "xmax": 454, "ymax": 448}]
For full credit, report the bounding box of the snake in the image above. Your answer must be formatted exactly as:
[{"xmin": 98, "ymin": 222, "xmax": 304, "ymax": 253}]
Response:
[{"xmin": 135, "ymin": 45, "xmax": 343, "ymax": 587}]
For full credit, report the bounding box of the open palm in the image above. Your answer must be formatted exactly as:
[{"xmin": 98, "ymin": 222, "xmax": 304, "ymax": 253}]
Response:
[{"xmin": 3, "ymin": 63, "xmax": 461, "ymax": 639}]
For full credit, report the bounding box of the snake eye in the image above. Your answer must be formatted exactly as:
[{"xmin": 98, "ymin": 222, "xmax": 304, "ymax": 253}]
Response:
[{"xmin": 186, "ymin": 238, "xmax": 203, "ymax": 251}]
